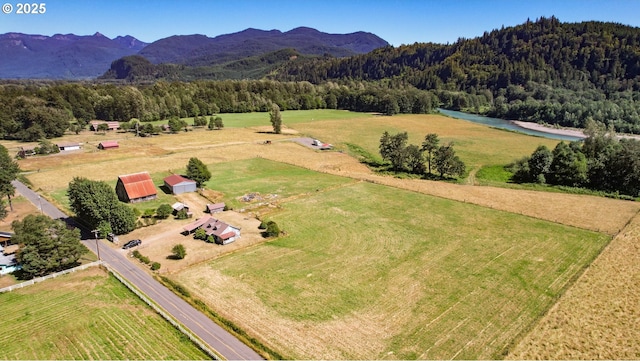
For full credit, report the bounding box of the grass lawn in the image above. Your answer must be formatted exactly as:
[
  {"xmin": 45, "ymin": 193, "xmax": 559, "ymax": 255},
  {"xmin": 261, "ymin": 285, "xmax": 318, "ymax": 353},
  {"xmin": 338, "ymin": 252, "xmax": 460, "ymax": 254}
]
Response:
[
  {"xmin": 176, "ymin": 180, "xmax": 610, "ymax": 359},
  {"xmin": 0, "ymin": 267, "xmax": 209, "ymax": 360},
  {"xmin": 180, "ymin": 109, "xmax": 373, "ymax": 128}
]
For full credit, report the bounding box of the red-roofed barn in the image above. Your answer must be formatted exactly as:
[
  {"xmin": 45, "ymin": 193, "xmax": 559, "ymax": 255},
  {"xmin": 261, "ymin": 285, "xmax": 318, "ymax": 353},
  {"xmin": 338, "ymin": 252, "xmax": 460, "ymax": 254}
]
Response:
[
  {"xmin": 163, "ymin": 174, "xmax": 197, "ymax": 195},
  {"xmin": 98, "ymin": 141, "xmax": 119, "ymax": 150},
  {"xmin": 115, "ymin": 172, "xmax": 157, "ymax": 203}
]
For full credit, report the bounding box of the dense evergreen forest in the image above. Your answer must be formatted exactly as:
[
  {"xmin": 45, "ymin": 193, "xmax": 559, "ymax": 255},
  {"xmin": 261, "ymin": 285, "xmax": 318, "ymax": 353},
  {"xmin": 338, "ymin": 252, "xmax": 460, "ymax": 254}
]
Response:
[{"xmin": 274, "ymin": 17, "xmax": 640, "ymax": 134}]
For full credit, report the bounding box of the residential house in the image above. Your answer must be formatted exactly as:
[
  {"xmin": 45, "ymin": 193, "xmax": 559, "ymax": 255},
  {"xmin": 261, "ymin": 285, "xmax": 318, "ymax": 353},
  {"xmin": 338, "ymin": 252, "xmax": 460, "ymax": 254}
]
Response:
[{"xmin": 182, "ymin": 216, "xmax": 241, "ymax": 245}]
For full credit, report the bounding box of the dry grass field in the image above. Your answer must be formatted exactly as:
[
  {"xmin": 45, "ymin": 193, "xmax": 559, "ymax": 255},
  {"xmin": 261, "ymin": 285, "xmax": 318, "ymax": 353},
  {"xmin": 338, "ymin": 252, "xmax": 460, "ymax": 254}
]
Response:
[
  {"xmin": 3, "ymin": 110, "xmax": 640, "ymax": 359},
  {"xmin": 508, "ymin": 210, "xmax": 640, "ymax": 359}
]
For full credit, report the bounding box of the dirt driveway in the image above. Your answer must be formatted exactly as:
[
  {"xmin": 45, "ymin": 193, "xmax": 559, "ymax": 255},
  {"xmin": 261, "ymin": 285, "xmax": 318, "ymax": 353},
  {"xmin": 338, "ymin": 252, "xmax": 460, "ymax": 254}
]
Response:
[{"xmin": 108, "ymin": 207, "xmax": 264, "ymax": 274}]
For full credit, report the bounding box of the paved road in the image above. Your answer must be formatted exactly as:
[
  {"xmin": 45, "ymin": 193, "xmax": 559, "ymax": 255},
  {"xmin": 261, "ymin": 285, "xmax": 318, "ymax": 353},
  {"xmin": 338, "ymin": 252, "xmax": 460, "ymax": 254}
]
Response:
[{"xmin": 12, "ymin": 180, "xmax": 263, "ymax": 360}]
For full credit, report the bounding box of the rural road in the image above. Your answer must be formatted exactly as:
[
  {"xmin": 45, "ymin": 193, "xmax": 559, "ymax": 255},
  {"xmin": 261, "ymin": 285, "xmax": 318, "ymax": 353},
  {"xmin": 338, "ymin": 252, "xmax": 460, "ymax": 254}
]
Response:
[{"xmin": 12, "ymin": 180, "xmax": 264, "ymax": 360}]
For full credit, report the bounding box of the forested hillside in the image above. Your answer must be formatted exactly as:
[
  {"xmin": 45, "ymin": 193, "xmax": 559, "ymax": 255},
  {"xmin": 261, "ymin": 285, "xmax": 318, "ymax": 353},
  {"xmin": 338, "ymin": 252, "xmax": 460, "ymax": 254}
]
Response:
[{"xmin": 274, "ymin": 17, "xmax": 640, "ymax": 133}]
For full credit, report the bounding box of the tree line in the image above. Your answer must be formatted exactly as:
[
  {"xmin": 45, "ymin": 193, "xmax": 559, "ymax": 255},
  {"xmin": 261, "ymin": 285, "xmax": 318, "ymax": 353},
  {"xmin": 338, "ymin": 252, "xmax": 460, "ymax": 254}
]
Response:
[
  {"xmin": 379, "ymin": 132, "xmax": 465, "ymax": 178},
  {"xmin": 510, "ymin": 120, "xmax": 640, "ymax": 197},
  {"xmin": 0, "ymin": 79, "xmax": 438, "ymax": 141}
]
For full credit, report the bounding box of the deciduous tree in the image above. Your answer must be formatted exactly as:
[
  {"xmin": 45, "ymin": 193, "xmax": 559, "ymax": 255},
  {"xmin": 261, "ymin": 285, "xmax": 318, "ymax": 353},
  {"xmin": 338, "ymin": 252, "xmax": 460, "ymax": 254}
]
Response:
[
  {"xmin": 421, "ymin": 133, "xmax": 439, "ymax": 174},
  {"xmin": 172, "ymin": 244, "xmax": 186, "ymax": 259},
  {"xmin": 67, "ymin": 177, "xmax": 136, "ymax": 235},
  {"xmin": 379, "ymin": 131, "xmax": 409, "ymax": 171},
  {"xmin": 434, "ymin": 143, "xmax": 466, "ymax": 178}
]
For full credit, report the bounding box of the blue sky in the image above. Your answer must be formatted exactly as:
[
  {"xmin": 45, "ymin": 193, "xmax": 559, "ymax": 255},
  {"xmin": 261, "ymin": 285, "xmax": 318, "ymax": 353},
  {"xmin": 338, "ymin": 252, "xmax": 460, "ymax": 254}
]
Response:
[{"xmin": 1, "ymin": 0, "xmax": 640, "ymax": 46}]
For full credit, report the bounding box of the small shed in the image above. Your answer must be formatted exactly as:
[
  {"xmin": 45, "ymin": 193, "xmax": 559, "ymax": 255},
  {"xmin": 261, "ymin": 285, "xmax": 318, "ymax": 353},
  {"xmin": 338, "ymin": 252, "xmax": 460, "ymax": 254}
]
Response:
[
  {"xmin": 98, "ymin": 141, "xmax": 119, "ymax": 150},
  {"xmin": 163, "ymin": 174, "xmax": 197, "ymax": 195},
  {"xmin": 115, "ymin": 172, "xmax": 157, "ymax": 203},
  {"xmin": 56, "ymin": 142, "xmax": 81, "ymax": 151},
  {"xmin": 172, "ymin": 202, "xmax": 193, "ymax": 218},
  {"xmin": 207, "ymin": 203, "xmax": 226, "ymax": 213}
]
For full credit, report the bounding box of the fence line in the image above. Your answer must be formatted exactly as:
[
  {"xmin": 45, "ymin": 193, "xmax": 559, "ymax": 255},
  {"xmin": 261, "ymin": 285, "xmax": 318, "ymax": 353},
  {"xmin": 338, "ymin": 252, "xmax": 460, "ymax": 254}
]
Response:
[
  {"xmin": 102, "ymin": 263, "xmax": 221, "ymax": 360},
  {"xmin": 0, "ymin": 261, "xmax": 220, "ymax": 360},
  {"xmin": 0, "ymin": 261, "xmax": 103, "ymax": 293}
]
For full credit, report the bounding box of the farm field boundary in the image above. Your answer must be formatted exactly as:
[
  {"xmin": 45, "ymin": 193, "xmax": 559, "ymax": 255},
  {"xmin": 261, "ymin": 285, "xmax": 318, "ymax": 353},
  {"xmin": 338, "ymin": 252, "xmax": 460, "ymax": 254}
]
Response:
[
  {"xmin": 0, "ymin": 266, "xmax": 209, "ymax": 360},
  {"xmin": 0, "ymin": 260, "xmax": 102, "ymax": 293},
  {"xmin": 508, "ymin": 209, "xmax": 640, "ymax": 359}
]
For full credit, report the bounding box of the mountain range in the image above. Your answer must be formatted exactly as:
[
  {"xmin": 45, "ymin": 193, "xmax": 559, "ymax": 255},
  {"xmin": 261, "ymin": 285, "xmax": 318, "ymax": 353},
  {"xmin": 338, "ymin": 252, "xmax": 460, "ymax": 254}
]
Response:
[{"xmin": 0, "ymin": 28, "xmax": 388, "ymax": 80}]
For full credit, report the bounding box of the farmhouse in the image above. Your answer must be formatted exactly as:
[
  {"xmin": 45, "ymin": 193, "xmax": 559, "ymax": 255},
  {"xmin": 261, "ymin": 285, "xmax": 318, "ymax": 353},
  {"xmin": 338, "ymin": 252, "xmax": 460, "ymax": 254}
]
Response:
[
  {"xmin": 115, "ymin": 172, "xmax": 157, "ymax": 203},
  {"xmin": 207, "ymin": 202, "xmax": 226, "ymax": 213},
  {"xmin": 90, "ymin": 120, "xmax": 120, "ymax": 131},
  {"xmin": 98, "ymin": 141, "xmax": 119, "ymax": 150},
  {"xmin": 182, "ymin": 216, "xmax": 241, "ymax": 245},
  {"xmin": 56, "ymin": 142, "xmax": 81, "ymax": 151},
  {"xmin": 163, "ymin": 174, "xmax": 197, "ymax": 195}
]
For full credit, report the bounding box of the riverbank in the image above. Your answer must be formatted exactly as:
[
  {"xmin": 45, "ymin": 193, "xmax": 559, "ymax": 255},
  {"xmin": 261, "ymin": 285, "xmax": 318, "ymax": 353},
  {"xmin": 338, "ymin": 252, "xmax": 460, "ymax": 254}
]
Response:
[
  {"xmin": 512, "ymin": 120, "xmax": 640, "ymax": 140},
  {"xmin": 512, "ymin": 121, "xmax": 587, "ymax": 139}
]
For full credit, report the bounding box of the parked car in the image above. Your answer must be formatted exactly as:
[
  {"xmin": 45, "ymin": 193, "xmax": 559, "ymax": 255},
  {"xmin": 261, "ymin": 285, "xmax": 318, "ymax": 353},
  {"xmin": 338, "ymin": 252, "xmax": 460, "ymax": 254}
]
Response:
[{"xmin": 122, "ymin": 239, "xmax": 141, "ymax": 249}]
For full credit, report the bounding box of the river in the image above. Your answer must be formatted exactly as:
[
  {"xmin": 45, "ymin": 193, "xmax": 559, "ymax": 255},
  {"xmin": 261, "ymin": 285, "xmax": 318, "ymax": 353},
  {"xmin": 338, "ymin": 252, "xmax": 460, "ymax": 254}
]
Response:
[{"xmin": 437, "ymin": 108, "xmax": 584, "ymax": 141}]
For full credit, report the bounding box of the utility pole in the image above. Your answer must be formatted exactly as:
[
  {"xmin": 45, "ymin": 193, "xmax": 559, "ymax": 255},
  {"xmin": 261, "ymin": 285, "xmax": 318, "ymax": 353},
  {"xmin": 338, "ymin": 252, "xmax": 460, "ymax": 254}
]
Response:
[{"xmin": 91, "ymin": 229, "xmax": 101, "ymax": 261}]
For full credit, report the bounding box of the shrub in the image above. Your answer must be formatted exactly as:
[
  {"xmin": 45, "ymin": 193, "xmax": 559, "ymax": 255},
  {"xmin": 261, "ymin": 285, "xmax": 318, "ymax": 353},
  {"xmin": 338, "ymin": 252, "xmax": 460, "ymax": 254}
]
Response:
[
  {"xmin": 263, "ymin": 220, "xmax": 280, "ymax": 238},
  {"xmin": 151, "ymin": 262, "xmax": 161, "ymax": 271},
  {"xmin": 194, "ymin": 228, "xmax": 207, "ymax": 240},
  {"xmin": 172, "ymin": 244, "xmax": 186, "ymax": 259},
  {"xmin": 156, "ymin": 204, "xmax": 172, "ymax": 219},
  {"xmin": 176, "ymin": 208, "xmax": 189, "ymax": 219}
]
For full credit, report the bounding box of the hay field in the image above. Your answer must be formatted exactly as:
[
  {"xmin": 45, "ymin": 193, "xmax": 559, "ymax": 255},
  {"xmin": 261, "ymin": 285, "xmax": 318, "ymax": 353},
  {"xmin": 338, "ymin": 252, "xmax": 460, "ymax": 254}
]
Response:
[
  {"xmin": 0, "ymin": 266, "xmax": 208, "ymax": 360},
  {"xmin": 508, "ymin": 210, "xmax": 640, "ymax": 359},
  {"xmin": 291, "ymin": 113, "xmax": 561, "ymax": 169},
  {"xmin": 176, "ymin": 181, "xmax": 609, "ymax": 359}
]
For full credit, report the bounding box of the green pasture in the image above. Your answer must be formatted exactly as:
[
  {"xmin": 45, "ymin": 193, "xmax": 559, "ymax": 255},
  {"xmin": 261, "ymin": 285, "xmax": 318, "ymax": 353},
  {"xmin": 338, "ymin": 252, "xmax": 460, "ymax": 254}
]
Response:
[
  {"xmin": 207, "ymin": 157, "xmax": 357, "ymax": 209},
  {"xmin": 199, "ymin": 180, "xmax": 609, "ymax": 359},
  {"xmin": 0, "ymin": 268, "xmax": 208, "ymax": 360},
  {"xmin": 154, "ymin": 109, "xmax": 372, "ymax": 129}
]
